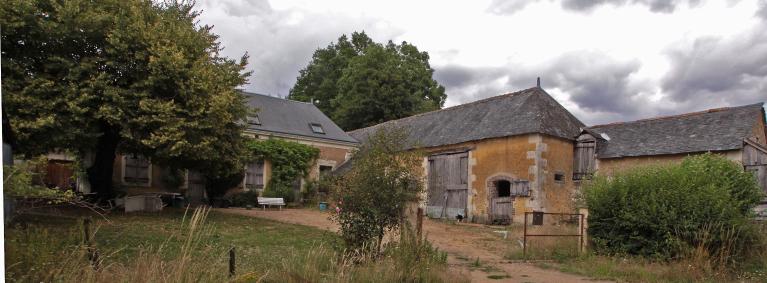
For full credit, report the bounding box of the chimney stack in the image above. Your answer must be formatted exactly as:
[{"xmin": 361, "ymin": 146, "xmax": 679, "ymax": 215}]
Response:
[{"xmin": 537, "ymin": 77, "xmax": 541, "ymax": 88}]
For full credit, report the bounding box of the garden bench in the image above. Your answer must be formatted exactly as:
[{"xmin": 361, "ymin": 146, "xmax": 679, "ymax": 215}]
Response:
[{"xmin": 257, "ymin": 197, "xmax": 285, "ymax": 210}]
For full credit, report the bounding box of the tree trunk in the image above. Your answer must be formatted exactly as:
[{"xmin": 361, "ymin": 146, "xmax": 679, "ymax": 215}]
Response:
[{"xmin": 87, "ymin": 126, "xmax": 120, "ymax": 200}]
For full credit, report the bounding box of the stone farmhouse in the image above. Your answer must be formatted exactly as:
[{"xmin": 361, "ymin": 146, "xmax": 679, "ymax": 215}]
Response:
[
  {"xmin": 47, "ymin": 92, "xmax": 358, "ymax": 204},
  {"xmin": 349, "ymin": 86, "xmax": 767, "ymax": 224}
]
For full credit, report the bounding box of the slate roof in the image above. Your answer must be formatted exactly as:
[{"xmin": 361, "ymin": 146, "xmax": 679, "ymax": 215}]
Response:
[
  {"xmin": 348, "ymin": 87, "xmax": 585, "ymax": 148},
  {"xmin": 586, "ymin": 103, "xmax": 766, "ymax": 159},
  {"xmin": 243, "ymin": 92, "xmax": 358, "ymax": 144}
]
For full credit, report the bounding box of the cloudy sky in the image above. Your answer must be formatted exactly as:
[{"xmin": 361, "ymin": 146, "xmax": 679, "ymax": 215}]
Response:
[{"xmin": 197, "ymin": 0, "xmax": 767, "ymax": 125}]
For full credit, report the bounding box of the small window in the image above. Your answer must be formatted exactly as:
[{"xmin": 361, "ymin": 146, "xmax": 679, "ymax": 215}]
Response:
[
  {"xmin": 247, "ymin": 115, "xmax": 261, "ymax": 125},
  {"xmin": 554, "ymin": 172, "xmax": 565, "ymax": 183},
  {"xmin": 309, "ymin": 123, "xmax": 325, "ymax": 134},
  {"xmin": 319, "ymin": 165, "xmax": 333, "ymax": 176},
  {"xmin": 244, "ymin": 161, "xmax": 264, "ymax": 190},
  {"xmin": 124, "ymin": 155, "xmax": 150, "ymax": 185}
]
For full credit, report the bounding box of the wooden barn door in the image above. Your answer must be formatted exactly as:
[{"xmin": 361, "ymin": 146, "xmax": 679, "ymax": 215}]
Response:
[
  {"xmin": 743, "ymin": 143, "xmax": 767, "ymax": 197},
  {"xmin": 427, "ymin": 152, "xmax": 468, "ymax": 219}
]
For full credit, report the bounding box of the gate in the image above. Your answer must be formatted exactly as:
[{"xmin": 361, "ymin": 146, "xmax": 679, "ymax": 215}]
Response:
[
  {"xmin": 426, "ymin": 152, "xmax": 468, "ymax": 219},
  {"xmin": 523, "ymin": 212, "xmax": 585, "ymax": 258}
]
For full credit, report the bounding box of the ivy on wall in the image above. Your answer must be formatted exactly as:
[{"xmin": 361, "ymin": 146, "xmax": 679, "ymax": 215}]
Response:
[{"xmin": 248, "ymin": 138, "xmax": 320, "ymax": 202}]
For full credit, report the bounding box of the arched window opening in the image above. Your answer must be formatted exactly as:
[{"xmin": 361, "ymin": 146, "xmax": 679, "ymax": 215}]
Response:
[{"xmin": 496, "ymin": 180, "xmax": 511, "ymax": 197}]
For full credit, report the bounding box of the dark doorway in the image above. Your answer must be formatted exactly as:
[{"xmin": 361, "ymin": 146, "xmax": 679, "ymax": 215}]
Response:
[{"xmin": 496, "ymin": 180, "xmax": 511, "ymax": 197}]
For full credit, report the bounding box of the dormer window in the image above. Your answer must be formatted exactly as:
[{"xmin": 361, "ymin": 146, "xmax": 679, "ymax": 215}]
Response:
[
  {"xmin": 309, "ymin": 123, "xmax": 325, "ymax": 134},
  {"xmin": 247, "ymin": 115, "xmax": 261, "ymax": 125}
]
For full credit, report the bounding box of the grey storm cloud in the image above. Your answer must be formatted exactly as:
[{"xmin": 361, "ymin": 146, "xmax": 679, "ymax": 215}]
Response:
[
  {"xmin": 487, "ymin": 0, "xmax": 701, "ymax": 15},
  {"xmin": 198, "ymin": 0, "xmax": 403, "ymax": 97},
  {"xmin": 661, "ymin": 26, "xmax": 767, "ymax": 109},
  {"xmin": 758, "ymin": 0, "xmax": 767, "ymax": 20},
  {"xmin": 434, "ymin": 51, "xmax": 648, "ymax": 123},
  {"xmin": 524, "ymin": 52, "xmax": 646, "ymax": 115}
]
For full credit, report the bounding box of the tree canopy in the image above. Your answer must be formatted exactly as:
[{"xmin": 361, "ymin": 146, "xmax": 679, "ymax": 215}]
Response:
[
  {"xmin": 289, "ymin": 32, "xmax": 446, "ymax": 130},
  {"xmin": 1, "ymin": 0, "xmax": 252, "ymax": 198}
]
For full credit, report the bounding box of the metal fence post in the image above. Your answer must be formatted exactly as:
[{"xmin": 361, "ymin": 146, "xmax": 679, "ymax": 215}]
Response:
[{"xmin": 523, "ymin": 212, "xmax": 528, "ymax": 258}]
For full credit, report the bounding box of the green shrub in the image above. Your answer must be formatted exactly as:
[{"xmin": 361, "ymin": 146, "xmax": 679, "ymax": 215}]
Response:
[
  {"xmin": 583, "ymin": 153, "xmax": 764, "ymax": 265},
  {"xmin": 330, "ymin": 127, "xmax": 423, "ymax": 252},
  {"xmin": 225, "ymin": 190, "xmax": 259, "ymax": 207}
]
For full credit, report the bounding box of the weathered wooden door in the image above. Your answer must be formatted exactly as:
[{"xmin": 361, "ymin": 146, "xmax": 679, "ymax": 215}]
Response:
[
  {"xmin": 743, "ymin": 143, "xmax": 767, "ymax": 197},
  {"xmin": 45, "ymin": 161, "xmax": 74, "ymax": 189},
  {"xmin": 186, "ymin": 170, "xmax": 207, "ymax": 205},
  {"xmin": 488, "ymin": 180, "xmax": 528, "ymax": 224},
  {"xmin": 490, "ymin": 197, "xmax": 513, "ymax": 224},
  {"xmin": 427, "ymin": 152, "xmax": 468, "ymax": 219}
]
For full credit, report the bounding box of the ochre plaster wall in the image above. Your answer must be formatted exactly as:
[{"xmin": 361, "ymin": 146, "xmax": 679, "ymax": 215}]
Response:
[
  {"xmin": 420, "ymin": 134, "xmax": 558, "ymax": 223},
  {"xmin": 470, "ymin": 135, "xmax": 537, "ymax": 223},
  {"xmin": 540, "ymin": 135, "xmax": 578, "ymax": 215},
  {"xmin": 596, "ymin": 150, "xmax": 742, "ymax": 176}
]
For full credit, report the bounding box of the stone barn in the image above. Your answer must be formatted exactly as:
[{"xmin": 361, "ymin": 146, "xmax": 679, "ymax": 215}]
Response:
[
  {"xmin": 349, "ymin": 86, "xmax": 767, "ymax": 224},
  {"xmin": 349, "ymin": 87, "xmax": 584, "ymax": 224}
]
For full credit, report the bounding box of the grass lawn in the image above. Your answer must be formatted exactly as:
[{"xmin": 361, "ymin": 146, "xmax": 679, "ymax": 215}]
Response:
[
  {"xmin": 5, "ymin": 207, "xmax": 461, "ymax": 282},
  {"xmin": 5, "ymin": 208, "xmax": 338, "ymax": 282}
]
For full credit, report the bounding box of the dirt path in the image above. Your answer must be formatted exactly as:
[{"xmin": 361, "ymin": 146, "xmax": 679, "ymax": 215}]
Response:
[{"xmin": 217, "ymin": 208, "xmax": 610, "ymax": 283}]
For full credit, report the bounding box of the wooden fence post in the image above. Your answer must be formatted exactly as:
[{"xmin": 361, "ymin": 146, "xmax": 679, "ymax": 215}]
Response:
[
  {"xmin": 229, "ymin": 247, "xmax": 236, "ymax": 277},
  {"xmin": 416, "ymin": 207, "xmax": 424, "ymax": 242},
  {"xmin": 83, "ymin": 217, "xmax": 99, "ymax": 270},
  {"xmin": 83, "ymin": 217, "xmax": 91, "ymax": 245}
]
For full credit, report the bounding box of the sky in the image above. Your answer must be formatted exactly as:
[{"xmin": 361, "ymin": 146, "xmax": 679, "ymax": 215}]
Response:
[{"xmin": 196, "ymin": 0, "xmax": 767, "ymax": 125}]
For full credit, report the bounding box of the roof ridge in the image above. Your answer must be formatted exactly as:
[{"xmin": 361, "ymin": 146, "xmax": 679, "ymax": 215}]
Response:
[
  {"xmin": 240, "ymin": 90, "xmax": 315, "ymax": 105},
  {"xmin": 589, "ymin": 103, "xmax": 765, "ymax": 128},
  {"xmin": 533, "ymin": 88, "xmax": 586, "ymax": 132},
  {"xmin": 349, "ymin": 86, "xmax": 540, "ymax": 133}
]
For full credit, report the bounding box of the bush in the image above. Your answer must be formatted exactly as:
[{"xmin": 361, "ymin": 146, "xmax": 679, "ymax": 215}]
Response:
[
  {"xmin": 583, "ymin": 153, "xmax": 764, "ymax": 265},
  {"xmin": 330, "ymin": 127, "xmax": 423, "ymax": 252},
  {"xmin": 225, "ymin": 190, "xmax": 259, "ymax": 207}
]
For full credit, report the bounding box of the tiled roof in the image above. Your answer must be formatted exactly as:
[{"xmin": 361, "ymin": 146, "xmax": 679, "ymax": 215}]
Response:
[
  {"xmin": 243, "ymin": 92, "xmax": 358, "ymax": 144},
  {"xmin": 587, "ymin": 103, "xmax": 765, "ymax": 158},
  {"xmin": 348, "ymin": 87, "xmax": 585, "ymax": 148}
]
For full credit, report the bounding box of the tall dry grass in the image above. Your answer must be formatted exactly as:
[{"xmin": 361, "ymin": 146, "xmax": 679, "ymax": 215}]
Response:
[{"xmin": 6, "ymin": 207, "xmax": 466, "ymax": 282}]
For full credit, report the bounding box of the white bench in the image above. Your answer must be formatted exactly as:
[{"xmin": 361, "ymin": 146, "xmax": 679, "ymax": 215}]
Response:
[{"xmin": 257, "ymin": 197, "xmax": 286, "ymax": 210}]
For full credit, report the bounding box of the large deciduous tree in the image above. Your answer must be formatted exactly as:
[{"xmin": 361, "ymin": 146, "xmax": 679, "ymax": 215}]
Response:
[
  {"xmin": 289, "ymin": 32, "xmax": 446, "ymax": 130},
  {"xmin": 1, "ymin": 0, "xmax": 252, "ymax": 199}
]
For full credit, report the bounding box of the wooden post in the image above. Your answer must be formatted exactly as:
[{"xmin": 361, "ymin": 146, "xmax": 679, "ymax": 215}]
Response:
[
  {"xmin": 229, "ymin": 247, "xmax": 236, "ymax": 277},
  {"xmin": 83, "ymin": 218, "xmax": 99, "ymax": 270},
  {"xmin": 579, "ymin": 214, "xmax": 584, "ymax": 253},
  {"xmin": 83, "ymin": 217, "xmax": 92, "ymax": 245},
  {"xmin": 416, "ymin": 207, "xmax": 424, "ymax": 242},
  {"xmin": 579, "ymin": 207, "xmax": 589, "ymax": 251}
]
